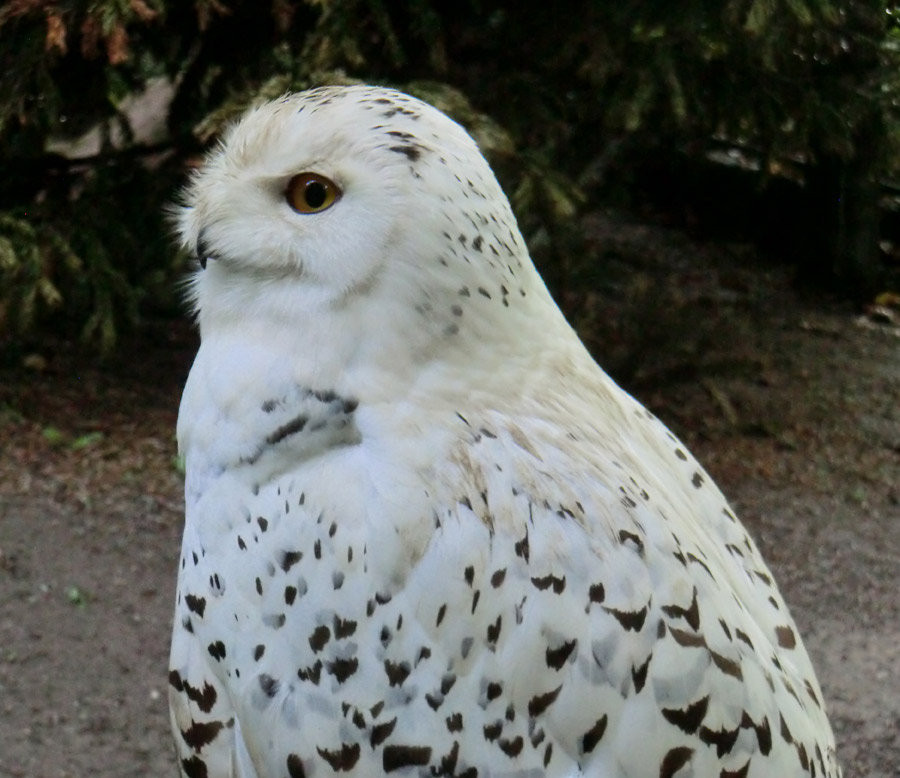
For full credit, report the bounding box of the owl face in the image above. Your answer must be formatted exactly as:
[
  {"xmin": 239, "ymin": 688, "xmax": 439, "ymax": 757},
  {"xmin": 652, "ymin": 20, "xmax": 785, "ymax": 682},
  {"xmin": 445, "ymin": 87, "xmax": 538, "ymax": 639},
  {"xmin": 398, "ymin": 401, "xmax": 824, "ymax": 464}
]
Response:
[
  {"xmin": 179, "ymin": 87, "xmax": 515, "ymax": 314},
  {"xmin": 181, "ymin": 94, "xmax": 400, "ymax": 293},
  {"xmin": 176, "ymin": 86, "xmax": 564, "ymax": 401}
]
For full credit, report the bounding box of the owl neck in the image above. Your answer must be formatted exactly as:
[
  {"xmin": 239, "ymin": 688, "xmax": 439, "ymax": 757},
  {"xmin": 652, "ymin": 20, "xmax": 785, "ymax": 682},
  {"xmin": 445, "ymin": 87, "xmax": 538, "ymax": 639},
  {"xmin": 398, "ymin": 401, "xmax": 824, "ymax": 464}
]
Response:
[
  {"xmin": 178, "ymin": 278, "xmax": 602, "ymax": 511},
  {"xmin": 192, "ymin": 252, "xmax": 578, "ymax": 401}
]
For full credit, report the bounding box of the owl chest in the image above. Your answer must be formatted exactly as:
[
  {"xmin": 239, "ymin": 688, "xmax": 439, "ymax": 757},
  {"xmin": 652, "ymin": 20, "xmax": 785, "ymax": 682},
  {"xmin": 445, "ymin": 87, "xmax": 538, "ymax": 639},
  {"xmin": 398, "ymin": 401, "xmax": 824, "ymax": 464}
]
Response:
[{"xmin": 176, "ymin": 443, "xmax": 440, "ymax": 668}]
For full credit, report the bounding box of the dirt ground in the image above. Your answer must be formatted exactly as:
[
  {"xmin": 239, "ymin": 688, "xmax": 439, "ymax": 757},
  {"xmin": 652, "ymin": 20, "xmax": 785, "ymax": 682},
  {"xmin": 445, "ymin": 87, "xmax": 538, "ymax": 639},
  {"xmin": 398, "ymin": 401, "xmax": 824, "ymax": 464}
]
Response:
[{"xmin": 1, "ymin": 213, "xmax": 898, "ymax": 777}]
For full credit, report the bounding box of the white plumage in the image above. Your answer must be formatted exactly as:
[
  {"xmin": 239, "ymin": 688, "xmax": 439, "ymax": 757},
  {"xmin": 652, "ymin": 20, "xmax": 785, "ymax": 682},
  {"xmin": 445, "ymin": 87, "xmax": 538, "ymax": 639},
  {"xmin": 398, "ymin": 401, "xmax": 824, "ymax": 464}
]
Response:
[{"xmin": 169, "ymin": 85, "xmax": 841, "ymax": 778}]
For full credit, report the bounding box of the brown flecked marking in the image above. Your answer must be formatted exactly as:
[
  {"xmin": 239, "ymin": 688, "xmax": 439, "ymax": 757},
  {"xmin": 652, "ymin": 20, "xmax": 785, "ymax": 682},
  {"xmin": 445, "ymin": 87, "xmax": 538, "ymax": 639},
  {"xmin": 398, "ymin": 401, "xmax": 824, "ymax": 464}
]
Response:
[
  {"xmin": 546, "ymin": 638, "xmax": 577, "ymax": 670},
  {"xmin": 317, "ymin": 743, "xmax": 361, "ymax": 771},
  {"xmin": 659, "ymin": 746, "xmax": 693, "ymax": 778},
  {"xmin": 382, "ymin": 745, "xmax": 432, "ymax": 772},
  {"xmin": 309, "ymin": 625, "xmax": 330, "ymax": 652},
  {"xmin": 185, "ymin": 594, "xmax": 206, "ymax": 617},
  {"xmin": 686, "ymin": 552, "xmax": 713, "ymax": 577},
  {"xmin": 754, "ymin": 570, "xmax": 772, "ymax": 586},
  {"xmin": 581, "ymin": 715, "xmax": 608, "ymax": 754},
  {"xmin": 371, "ymin": 717, "xmax": 398, "ymax": 747},
  {"xmin": 632, "ymin": 654, "xmax": 652, "ymax": 692},
  {"xmin": 718, "ymin": 761, "xmax": 750, "ymax": 778},
  {"xmin": 803, "ymin": 679, "xmax": 822, "ymax": 708},
  {"xmin": 604, "ymin": 605, "xmax": 648, "ymax": 632},
  {"xmin": 779, "ymin": 714, "xmax": 793, "ymax": 744},
  {"xmin": 487, "ymin": 615, "xmax": 502, "ymax": 644},
  {"xmin": 181, "ymin": 756, "xmax": 209, "ymax": 778},
  {"xmin": 709, "ymin": 650, "xmax": 743, "ymax": 680},
  {"xmin": 700, "ymin": 723, "xmax": 741, "ymax": 757},
  {"xmin": 280, "ymin": 550, "xmax": 302, "ymax": 572},
  {"xmin": 169, "ymin": 669, "xmax": 185, "ymax": 691},
  {"xmin": 258, "ymin": 674, "xmax": 278, "ymax": 698},
  {"xmin": 266, "ymin": 414, "xmax": 309, "ymax": 445},
  {"xmin": 286, "ymin": 753, "xmax": 306, "ymax": 778},
  {"xmin": 776, "ymin": 625, "xmax": 797, "ymax": 649},
  {"xmin": 528, "ymin": 685, "xmax": 562, "ymax": 717},
  {"xmin": 740, "ymin": 712, "xmax": 773, "ymax": 755},
  {"xmin": 661, "ymin": 588, "xmax": 700, "ymax": 631},
  {"xmin": 326, "ymin": 657, "xmax": 359, "ymax": 683},
  {"xmin": 618, "ymin": 528, "xmax": 644, "ymax": 549},
  {"xmin": 181, "ymin": 679, "xmax": 217, "ymax": 713},
  {"xmin": 181, "ymin": 720, "xmax": 224, "ymax": 750},
  {"xmin": 514, "ymin": 527, "xmax": 530, "ymax": 562},
  {"xmin": 297, "ymin": 660, "xmax": 322, "ymax": 684},
  {"xmin": 669, "ymin": 627, "xmax": 706, "ymax": 648},
  {"xmin": 499, "ymin": 736, "xmax": 524, "ymax": 757},
  {"xmin": 384, "ymin": 660, "xmax": 411, "ymax": 687},
  {"xmin": 531, "ymin": 573, "xmax": 566, "ymax": 594},
  {"xmin": 483, "ymin": 720, "xmax": 502, "ymax": 741},
  {"xmin": 662, "ymin": 696, "xmax": 709, "ymax": 735},
  {"xmin": 441, "ymin": 673, "xmax": 457, "ymax": 695}
]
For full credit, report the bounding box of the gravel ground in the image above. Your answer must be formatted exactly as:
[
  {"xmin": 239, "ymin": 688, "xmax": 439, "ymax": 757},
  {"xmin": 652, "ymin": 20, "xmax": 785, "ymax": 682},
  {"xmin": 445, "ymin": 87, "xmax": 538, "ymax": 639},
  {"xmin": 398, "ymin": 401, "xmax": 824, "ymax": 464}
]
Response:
[{"xmin": 1, "ymin": 217, "xmax": 898, "ymax": 777}]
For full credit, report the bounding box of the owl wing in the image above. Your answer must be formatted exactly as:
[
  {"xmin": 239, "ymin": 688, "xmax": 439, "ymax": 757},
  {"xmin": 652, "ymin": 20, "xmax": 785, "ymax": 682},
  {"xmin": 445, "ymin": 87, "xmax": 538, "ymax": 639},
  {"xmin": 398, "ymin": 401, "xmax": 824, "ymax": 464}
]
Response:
[{"xmin": 169, "ymin": 392, "xmax": 838, "ymax": 778}]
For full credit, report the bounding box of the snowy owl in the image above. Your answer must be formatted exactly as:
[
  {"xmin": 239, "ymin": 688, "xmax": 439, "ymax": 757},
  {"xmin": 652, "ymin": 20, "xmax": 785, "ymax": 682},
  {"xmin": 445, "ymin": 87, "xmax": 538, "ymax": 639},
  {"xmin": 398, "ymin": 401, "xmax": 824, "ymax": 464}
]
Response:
[{"xmin": 169, "ymin": 85, "xmax": 841, "ymax": 778}]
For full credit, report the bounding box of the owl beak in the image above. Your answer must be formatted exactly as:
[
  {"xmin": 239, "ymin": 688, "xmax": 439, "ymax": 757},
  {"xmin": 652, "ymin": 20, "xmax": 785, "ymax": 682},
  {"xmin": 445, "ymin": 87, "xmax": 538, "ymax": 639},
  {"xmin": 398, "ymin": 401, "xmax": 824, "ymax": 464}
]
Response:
[
  {"xmin": 194, "ymin": 230, "xmax": 212, "ymax": 270},
  {"xmin": 196, "ymin": 231, "xmax": 216, "ymax": 270}
]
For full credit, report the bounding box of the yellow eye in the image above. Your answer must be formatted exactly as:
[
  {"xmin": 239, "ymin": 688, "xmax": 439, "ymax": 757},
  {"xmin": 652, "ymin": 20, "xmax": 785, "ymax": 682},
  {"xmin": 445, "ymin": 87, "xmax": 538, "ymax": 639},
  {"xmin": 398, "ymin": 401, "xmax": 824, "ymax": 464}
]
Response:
[{"xmin": 286, "ymin": 172, "xmax": 340, "ymax": 214}]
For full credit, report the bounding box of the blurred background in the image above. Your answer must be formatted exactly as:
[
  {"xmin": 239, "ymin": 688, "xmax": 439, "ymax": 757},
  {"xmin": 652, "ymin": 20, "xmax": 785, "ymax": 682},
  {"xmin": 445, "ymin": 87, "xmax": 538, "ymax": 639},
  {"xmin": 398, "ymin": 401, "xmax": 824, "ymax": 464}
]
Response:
[
  {"xmin": 1, "ymin": 3, "xmax": 900, "ymax": 777},
  {"xmin": 2, "ymin": 0, "xmax": 900, "ymax": 355}
]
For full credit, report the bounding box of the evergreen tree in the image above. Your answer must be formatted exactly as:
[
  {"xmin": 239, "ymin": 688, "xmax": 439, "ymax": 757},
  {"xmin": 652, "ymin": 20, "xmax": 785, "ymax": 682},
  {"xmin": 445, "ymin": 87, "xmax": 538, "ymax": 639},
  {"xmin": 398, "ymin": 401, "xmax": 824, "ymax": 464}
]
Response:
[{"xmin": 1, "ymin": 1, "xmax": 897, "ymax": 350}]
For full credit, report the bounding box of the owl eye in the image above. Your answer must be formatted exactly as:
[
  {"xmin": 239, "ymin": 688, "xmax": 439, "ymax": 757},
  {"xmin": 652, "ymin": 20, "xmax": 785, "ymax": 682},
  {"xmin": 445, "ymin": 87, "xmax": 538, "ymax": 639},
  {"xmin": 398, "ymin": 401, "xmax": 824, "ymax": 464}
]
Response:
[{"xmin": 286, "ymin": 173, "xmax": 341, "ymax": 214}]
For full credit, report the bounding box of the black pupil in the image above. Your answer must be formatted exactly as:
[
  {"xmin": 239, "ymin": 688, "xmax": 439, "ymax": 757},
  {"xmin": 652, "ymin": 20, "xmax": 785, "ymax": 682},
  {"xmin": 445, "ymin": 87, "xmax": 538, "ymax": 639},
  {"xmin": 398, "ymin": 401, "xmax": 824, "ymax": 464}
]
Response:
[{"xmin": 305, "ymin": 180, "xmax": 327, "ymax": 208}]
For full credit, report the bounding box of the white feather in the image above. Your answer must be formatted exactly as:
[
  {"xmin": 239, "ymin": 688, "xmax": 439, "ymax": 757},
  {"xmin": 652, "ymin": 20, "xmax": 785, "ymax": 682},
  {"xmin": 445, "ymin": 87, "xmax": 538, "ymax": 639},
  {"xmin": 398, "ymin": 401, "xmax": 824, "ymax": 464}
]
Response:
[{"xmin": 169, "ymin": 86, "xmax": 840, "ymax": 778}]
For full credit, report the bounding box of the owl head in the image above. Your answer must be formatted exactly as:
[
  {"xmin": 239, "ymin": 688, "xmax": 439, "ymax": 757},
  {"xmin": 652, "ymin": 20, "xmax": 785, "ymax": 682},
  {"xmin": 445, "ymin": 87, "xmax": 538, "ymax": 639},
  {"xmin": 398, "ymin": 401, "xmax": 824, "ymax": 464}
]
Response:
[{"xmin": 177, "ymin": 86, "xmax": 567, "ymax": 392}]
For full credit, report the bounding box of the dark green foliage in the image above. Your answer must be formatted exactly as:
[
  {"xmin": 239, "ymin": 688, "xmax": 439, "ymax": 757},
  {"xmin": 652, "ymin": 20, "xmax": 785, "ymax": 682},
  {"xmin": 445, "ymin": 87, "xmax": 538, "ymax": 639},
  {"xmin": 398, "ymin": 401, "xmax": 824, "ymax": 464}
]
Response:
[{"xmin": 1, "ymin": 0, "xmax": 898, "ymax": 351}]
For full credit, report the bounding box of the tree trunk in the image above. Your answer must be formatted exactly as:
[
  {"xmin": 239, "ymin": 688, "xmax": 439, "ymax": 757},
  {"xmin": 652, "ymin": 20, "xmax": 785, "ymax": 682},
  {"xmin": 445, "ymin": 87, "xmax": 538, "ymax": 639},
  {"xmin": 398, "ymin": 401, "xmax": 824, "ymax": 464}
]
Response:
[
  {"xmin": 807, "ymin": 115, "xmax": 882, "ymax": 300},
  {"xmin": 833, "ymin": 115, "xmax": 882, "ymax": 298}
]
